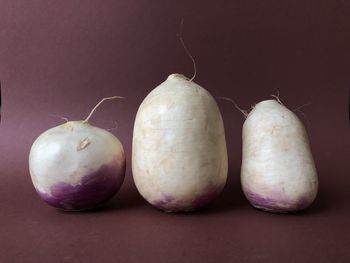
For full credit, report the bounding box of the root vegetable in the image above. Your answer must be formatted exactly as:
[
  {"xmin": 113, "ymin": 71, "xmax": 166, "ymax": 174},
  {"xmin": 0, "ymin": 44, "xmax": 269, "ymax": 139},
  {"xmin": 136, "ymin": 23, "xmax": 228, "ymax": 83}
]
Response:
[
  {"xmin": 29, "ymin": 97, "xmax": 126, "ymax": 211},
  {"xmin": 241, "ymin": 99, "xmax": 318, "ymax": 213},
  {"xmin": 132, "ymin": 74, "xmax": 228, "ymax": 212}
]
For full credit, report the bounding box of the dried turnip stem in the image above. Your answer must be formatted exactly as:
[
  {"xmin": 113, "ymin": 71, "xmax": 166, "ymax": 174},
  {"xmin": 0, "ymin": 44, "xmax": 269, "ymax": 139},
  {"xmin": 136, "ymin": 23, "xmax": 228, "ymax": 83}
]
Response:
[
  {"xmin": 293, "ymin": 102, "xmax": 311, "ymax": 112},
  {"xmin": 216, "ymin": 97, "xmax": 248, "ymax": 118},
  {"xmin": 83, "ymin": 96, "xmax": 124, "ymax": 123},
  {"xmin": 270, "ymin": 89, "xmax": 284, "ymax": 106},
  {"xmin": 177, "ymin": 19, "xmax": 197, "ymax": 81},
  {"xmin": 49, "ymin": 114, "xmax": 69, "ymax": 123},
  {"xmin": 107, "ymin": 121, "xmax": 119, "ymax": 131},
  {"xmin": 293, "ymin": 102, "xmax": 311, "ymax": 127}
]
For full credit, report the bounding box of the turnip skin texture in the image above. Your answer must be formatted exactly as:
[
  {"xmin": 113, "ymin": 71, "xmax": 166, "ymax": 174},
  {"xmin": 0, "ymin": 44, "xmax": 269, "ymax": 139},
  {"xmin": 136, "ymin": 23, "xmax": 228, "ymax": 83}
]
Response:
[
  {"xmin": 132, "ymin": 74, "xmax": 228, "ymax": 212},
  {"xmin": 241, "ymin": 99, "xmax": 318, "ymax": 213},
  {"xmin": 29, "ymin": 121, "xmax": 126, "ymax": 211}
]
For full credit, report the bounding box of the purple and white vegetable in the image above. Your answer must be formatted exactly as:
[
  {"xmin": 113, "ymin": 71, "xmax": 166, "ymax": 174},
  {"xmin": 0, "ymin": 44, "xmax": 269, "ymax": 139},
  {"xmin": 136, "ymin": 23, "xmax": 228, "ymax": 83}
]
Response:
[
  {"xmin": 241, "ymin": 99, "xmax": 318, "ymax": 213},
  {"xmin": 132, "ymin": 74, "xmax": 228, "ymax": 212},
  {"xmin": 29, "ymin": 97, "xmax": 126, "ymax": 211}
]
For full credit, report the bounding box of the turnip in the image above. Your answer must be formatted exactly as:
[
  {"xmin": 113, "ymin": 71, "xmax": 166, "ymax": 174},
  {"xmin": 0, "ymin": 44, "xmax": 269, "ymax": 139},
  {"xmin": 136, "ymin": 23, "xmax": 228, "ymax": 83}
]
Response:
[
  {"xmin": 241, "ymin": 98, "xmax": 318, "ymax": 213},
  {"xmin": 29, "ymin": 96, "xmax": 126, "ymax": 211},
  {"xmin": 132, "ymin": 74, "xmax": 228, "ymax": 212}
]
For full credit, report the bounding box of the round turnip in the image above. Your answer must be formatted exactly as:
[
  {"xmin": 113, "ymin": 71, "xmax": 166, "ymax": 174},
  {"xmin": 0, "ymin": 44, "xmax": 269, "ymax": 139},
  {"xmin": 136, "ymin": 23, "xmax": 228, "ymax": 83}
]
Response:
[
  {"xmin": 29, "ymin": 97, "xmax": 126, "ymax": 211},
  {"xmin": 241, "ymin": 99, "xmax": 318, "ymax": 213}
]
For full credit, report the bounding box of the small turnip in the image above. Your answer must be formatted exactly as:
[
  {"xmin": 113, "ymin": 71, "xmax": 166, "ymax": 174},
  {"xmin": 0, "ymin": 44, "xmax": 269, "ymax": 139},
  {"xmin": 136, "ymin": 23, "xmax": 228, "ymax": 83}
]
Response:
[
  {"xmin": 241, "ymin": 98, "xmax": 318, "ymax": 213},
  {"xmin": 29, "ymin": 97, "xmax": 126, "ymax": 211}
]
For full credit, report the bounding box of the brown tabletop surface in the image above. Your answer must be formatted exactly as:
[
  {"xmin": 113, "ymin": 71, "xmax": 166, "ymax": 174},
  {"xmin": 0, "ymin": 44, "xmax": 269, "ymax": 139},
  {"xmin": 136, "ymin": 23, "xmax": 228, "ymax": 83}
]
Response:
[{"xmin": 0, "ymin": 1, "xmax": 349, "ymax": 262}]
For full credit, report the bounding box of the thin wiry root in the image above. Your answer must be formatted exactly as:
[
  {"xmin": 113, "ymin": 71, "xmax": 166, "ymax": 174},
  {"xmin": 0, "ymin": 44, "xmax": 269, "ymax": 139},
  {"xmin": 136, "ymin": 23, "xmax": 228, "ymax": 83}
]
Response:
[
  {"xmin": 83, "ymin": 96, "xmax": 125, "ymax": 124},
  {"xmin": 293, "ymin": 102, "xmax": 311, "ymax": 112},
  {"xmin": 216, "ymin": 97, "xmax": 249, "ymax": 118},
  {"xmin": 107, "ymin": 121, "xmax": 119, "ymax": 131},
  {"xmin": 294, "ymin": 108, "xmax": 306, "ymax": 118},
  {"xmin": 49, "ymin": 114, "xmax": 69, "ymax": 123},
  {"xmin": 293, "ymin": 102, "xmax": 311, "ymax": 127},
  {"xmin": 177, "ymin": 18, "xmax": 197, "ymax": 82},
  {"xmin": 294, "ymin": 108, "xmax": 311, "ymax": 127},
  {"xmin": 270, "ymin": 88, "xmax": 284, "ymax": 105}
]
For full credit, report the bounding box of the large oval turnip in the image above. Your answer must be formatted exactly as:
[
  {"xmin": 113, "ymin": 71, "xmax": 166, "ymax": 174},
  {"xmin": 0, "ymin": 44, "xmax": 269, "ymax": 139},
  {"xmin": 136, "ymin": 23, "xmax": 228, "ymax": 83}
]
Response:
[{"xmin": 132, "ymin": 74, "xmax": 228, "ymax": 212}]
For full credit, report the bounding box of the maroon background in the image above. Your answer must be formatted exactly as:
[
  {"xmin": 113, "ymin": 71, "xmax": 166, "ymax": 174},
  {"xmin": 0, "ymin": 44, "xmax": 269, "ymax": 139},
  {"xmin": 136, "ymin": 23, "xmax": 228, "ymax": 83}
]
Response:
[{"xmin": 0, "ymin": 1, "xmax": 349, "ymax": 262}]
